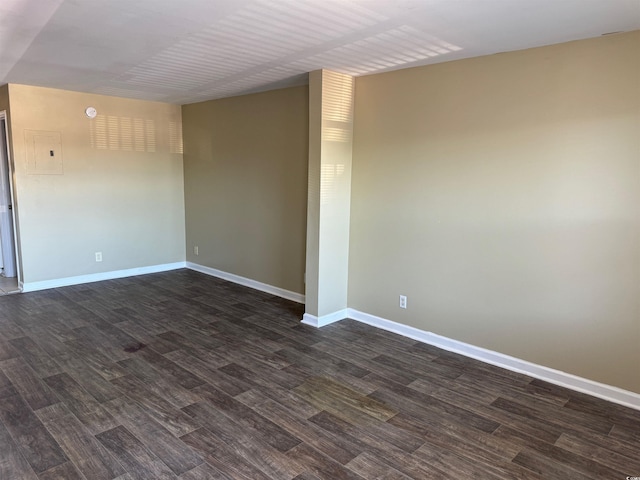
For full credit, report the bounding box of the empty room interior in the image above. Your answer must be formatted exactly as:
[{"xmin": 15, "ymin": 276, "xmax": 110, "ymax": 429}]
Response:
[{"xmin": 0, "ymin": 0, "xmax": 639, "ymax": 478}]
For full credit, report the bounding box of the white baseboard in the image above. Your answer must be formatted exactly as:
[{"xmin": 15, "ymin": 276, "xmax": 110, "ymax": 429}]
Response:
[
  {"xmin": 301, "ymin": 309, "xmax": 348, "ymax": 328},
  {"xmin": 344, "ymin": 308, "xmax": 640, "ymax": 411},
  {"xmin": 21, "ymin": 262, "xmax": 186, "ymax": 293},
  {"xmin": 186, "ymin": 262, "xmax": 305, "ymax": 304}
]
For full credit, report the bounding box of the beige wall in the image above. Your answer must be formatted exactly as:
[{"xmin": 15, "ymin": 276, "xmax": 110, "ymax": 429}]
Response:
[
  {"xmin": 305, "ymin": 75, "xmax": 322, "ymax": 312},
  {"xmin": 349, "ymin": 32, "xmax": 640, "ymax": 393},
  {"xmin": 7, "ymin": 84, "xmax": 185, "ymax": 284},
  {"xmin": 0, "ymin": 84, "xmax": 8, "ymax": 111},
  {"xmin": 182, "ymin": 86, "xmax": 308, "ymax": 294}
]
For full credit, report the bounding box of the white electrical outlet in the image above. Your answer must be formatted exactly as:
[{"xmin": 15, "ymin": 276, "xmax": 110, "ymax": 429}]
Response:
[
  {"xmin": 194, "ymin": 246, "xmax": 199, "ymax": 256},
  {"xmin": 399, "ymin": 295, "xmax": 407, "ymax": 309},
  {"xmin": 95, "ymin": 252, "xmax": 102, "ymax": 262}
]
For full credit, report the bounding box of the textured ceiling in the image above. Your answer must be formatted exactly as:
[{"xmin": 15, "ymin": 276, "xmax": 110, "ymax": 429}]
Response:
[{"xmin": 1, "ymin": 0, "xmax": 639, "ymax": 104}]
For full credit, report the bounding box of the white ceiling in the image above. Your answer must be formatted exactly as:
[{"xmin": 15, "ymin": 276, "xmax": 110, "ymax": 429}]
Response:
[{"xmin": 1, "ymin": 0, "xmax": 639, "ymax": 104}]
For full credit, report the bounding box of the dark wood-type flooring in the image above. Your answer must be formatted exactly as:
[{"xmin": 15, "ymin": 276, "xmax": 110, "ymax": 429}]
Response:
[{"xmin": 0, "ymin": 269, "xmax": 638, "ymax": 479}]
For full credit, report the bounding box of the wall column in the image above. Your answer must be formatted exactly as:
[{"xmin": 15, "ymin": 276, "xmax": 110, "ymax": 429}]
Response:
[{"xmin": 303, "ymin": 70, "xmax": 354, "ymax": 327}]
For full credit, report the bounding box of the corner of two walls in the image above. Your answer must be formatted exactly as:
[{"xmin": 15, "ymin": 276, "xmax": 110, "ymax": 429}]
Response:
[
  {"xmin": 304, "ymin": 70, "xmax": 355, "ymax": 322},
  {"xmin": 181, "ymin": 86, "xmax": 309, "ymax": 297},
  {"xmin": 6, "ymin": 84, "xmax": 186, "ymax": 287}
]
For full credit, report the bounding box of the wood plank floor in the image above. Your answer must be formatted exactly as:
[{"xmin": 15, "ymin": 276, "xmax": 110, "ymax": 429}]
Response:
[{"xmin": 0, "ymin": 269, "xmax": 638, "ymax": 479}]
